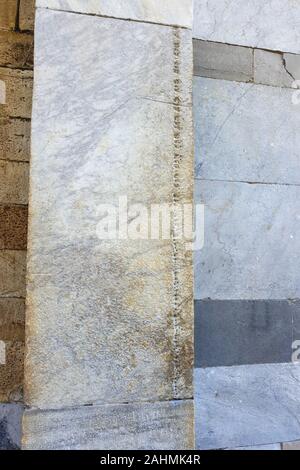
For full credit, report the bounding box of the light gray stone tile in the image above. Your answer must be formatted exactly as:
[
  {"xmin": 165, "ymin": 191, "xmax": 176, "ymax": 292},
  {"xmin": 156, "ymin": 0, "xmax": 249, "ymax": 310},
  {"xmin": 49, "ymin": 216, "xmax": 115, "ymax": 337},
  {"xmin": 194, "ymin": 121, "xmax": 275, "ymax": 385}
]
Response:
[
  {"xmin": 193, "ymin": 0, "xmax": 300, "ymax": 54},
  {"xmin": 195, "ymin": 364, "xmax": 300, "ymax": 450},
  {"xmin": 0, "ymin": 404, "xmax": 23, "ymax": 450},
  {"xmin": 25, "ymin": 9, "xmax": 193, "ymax": 409},
  {"xmin": 254, "ymin": 49, "xmax": 293, "ymax": 88},
  {"xmin": 193, "ymin": 39, "xmax": 253, "ymax": 83},
  {"xmin": 194, "ymin": 77, "xmax": 300, "ymax": 184},
  {"xmin": 283, "ymin": 53, "xmax": 300, "ymax": 81},
  {"xmin": 0, "ymin": 67, "xmax": 33, "ymax": 119},
  {"xmin": 195, "ymin": 180, "xmax": 300, "ymax": 300},
  {"xmin": 37, "ymin": 0, "xmax": 193, "ymax": 29},
  {"xmin": 22, "ymin": 400, "xmax": 194, "ymax": 450},
  {"xmin": 226, "ymin": 444, "xmax": 281, "ymax": 450}
]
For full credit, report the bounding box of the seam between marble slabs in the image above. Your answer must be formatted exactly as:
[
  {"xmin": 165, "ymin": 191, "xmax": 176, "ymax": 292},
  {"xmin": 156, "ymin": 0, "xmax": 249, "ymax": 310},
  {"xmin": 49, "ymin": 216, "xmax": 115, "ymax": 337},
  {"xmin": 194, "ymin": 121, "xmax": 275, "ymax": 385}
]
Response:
[{"xmin": 36, "ymin": 6, "xmax": 192, "ymax": 30}]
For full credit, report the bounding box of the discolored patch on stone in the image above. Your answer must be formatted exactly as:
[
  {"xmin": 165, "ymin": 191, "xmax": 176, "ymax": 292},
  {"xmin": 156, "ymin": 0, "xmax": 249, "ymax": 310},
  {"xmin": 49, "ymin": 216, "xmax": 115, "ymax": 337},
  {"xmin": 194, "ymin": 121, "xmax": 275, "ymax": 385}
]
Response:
[
  {"xmin": 0, "ymin": 117, "xmax": 31, "ymax": 162},
  {"xmin": 0, "ymin": 205, "xmax": 28, "ymax": 250},
  {"xmin": 0, "ymin": 31, "xmax": 33, "ymax": 69},
  {"xmin": 22, "ymin": 400, "xmax": 194, "ymax": 450}
]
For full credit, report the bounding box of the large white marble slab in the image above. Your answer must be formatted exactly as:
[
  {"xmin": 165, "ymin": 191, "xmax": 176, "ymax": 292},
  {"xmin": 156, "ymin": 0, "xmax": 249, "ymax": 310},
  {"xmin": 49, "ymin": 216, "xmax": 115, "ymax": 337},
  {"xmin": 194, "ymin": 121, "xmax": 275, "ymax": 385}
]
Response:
[
  {"xmin": 25, "ymin": 8, "xmax": 194, "ymax": 410},
  {"xmin": 193, "ymin": 0, "xmax": 300, "ymax": 54},
  {"xmin": 37, "ymin": 0, "xmax": 193, "ymax": 28}
]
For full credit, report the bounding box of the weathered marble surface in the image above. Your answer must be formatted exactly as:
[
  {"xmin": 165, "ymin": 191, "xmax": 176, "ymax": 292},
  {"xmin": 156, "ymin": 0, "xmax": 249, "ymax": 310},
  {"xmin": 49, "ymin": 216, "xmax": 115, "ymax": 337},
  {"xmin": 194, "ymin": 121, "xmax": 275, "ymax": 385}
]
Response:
[
  {"xmin": 194, "ymin": 77, "xmax": 300, "ymax": 184},
  {"xmin": 195, "ymin": 180, "xmax": 300, "ymax": 300},
  {"xmin": 23, "ymin": 400, "xmax": 194, "ymax": 450},
  {"xmin": 195, "ymin": 364, "xmax": 300, "ymax": 449},
  {"xmin": 37, "ymin": 0, "xmax": 193, "ymax": 28},
  {"xmin": 0, "ymin": 404, "xmax": 23, "ymax": 450},
  {"xmin": 0, "ymin": 1, "xmax": 18, "ymax": 31},
  {"xmin": 193, "ymin": 0, "xmax": 300, "ymax": 54},
  {"xmin": 25, "ymin": 9, "xmax": 193, "ymax": 410}
]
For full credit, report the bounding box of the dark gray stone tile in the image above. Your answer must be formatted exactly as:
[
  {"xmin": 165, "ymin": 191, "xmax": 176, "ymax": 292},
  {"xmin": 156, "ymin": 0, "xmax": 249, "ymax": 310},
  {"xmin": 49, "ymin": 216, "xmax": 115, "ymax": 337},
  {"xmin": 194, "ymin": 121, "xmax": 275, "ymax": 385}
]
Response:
[
  {"xmin": 193, "ymin": 39, "xmax": 253, "ymax": 82},
  {"xmin": 195, "ymin": 300, "xmax": 294, "ymax": 367}
]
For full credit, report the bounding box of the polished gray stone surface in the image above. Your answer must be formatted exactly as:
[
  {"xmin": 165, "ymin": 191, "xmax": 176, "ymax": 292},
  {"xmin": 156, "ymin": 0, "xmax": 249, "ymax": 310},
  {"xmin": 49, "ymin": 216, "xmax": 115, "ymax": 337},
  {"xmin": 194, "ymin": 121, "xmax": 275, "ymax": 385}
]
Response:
[
  {"xmin": 193, "ymin": 0, "xmax": 300, "ymax": 54},
  {"xmin": 195, "ymin": 300, "xmax": 297, "ymax": 367},
  {"xmin": 23, "ymin": 400, "xmax": 194, "ymax": 450},
  {"xmin": 25, "ymin": 8, "xmax": 193, "ymax": 410},
  {"xmin": 195, "ymin": 364, "xmax": 300, "ymax": 449},
  {"xmin": 194, "ymin": 77, "xmax": 300, "ymax": 184},
  {"xmin": 0, "ymin": 404, "xmax": 23, "ymax": 450},
  {"xmin": 37, "ymin": 0, "xmax": 193, "ymax": 28}
]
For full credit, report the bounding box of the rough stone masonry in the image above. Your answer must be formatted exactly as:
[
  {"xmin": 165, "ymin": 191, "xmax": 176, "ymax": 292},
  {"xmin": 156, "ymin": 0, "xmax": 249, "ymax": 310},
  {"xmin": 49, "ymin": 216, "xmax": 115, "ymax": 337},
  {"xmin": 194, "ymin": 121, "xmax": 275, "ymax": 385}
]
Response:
[
  {"xmin": 0, "ymin": 0, "xmax": 34, "ymax": 450},
  {"xmin": 22, "ymin": 0, "xmax": 195, "ymax": 450}
]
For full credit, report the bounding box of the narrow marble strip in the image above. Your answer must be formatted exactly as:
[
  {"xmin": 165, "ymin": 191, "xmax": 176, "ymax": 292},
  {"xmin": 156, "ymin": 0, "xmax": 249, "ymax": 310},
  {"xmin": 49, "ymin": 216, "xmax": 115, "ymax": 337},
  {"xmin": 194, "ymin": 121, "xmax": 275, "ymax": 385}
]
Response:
[
  {"xmin": 36, "ymin": 0, "xmax": 193, "ymax": 29},
  {"xmin": 22, "ymin": 400, "xmax": 194, "ymax": 450}
]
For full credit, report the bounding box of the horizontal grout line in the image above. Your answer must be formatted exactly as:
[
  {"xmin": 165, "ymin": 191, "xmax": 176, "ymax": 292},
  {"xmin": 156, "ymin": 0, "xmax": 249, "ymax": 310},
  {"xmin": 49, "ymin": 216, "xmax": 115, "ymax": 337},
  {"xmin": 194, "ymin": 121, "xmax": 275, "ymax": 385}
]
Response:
[
  {"xmin": 193, "ymin": 72, "xmax": 296, "ymax": 90},
  {"xmin": 37, "ymin": 6, "xmax": 191, "ymax": 30},
  {"xmin": 192, "ymin": 37, "xmax": 300, "ymax": 57},
  {"xmin": 195, "ymin": 177, "xmax": 300, "ymax": 188}
]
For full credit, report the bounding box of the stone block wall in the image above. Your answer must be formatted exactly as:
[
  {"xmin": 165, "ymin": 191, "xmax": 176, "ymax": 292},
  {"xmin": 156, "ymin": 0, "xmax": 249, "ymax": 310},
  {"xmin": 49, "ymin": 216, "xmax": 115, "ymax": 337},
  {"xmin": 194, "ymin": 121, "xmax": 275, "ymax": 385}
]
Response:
[
  {"xmin": 0, "ymin": 0, "xmax": 34, "ymax": 449},
  {"xmin": 193, "ymin": 0, "xmax": 300, "ymax": 450}
]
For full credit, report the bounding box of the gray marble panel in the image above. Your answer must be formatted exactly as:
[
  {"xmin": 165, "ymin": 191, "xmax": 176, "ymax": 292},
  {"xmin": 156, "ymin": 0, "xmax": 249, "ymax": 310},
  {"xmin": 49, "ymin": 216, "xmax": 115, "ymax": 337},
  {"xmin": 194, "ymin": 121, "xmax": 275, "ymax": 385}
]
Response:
[
  {"xmin": 194, "ymin": 77, "xmax": 300, "ymax": 184},
  {"xmin": 195, "ymin": 364, "xmax": 300, "ymax": 449},
  {"xmin": 37, "ymin": 0, "xmax": 193, "ymax": 29},
  {"xmin": 193, "ymin": 0, "xmax": 300, "ymax": 54},
  {"xmin": 22, "ymin": 400, "xmax": 194, "ymax": 450},
  {"xmin": 195, "ymin": 180, "xmax": 300, "ymax": 300}
]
